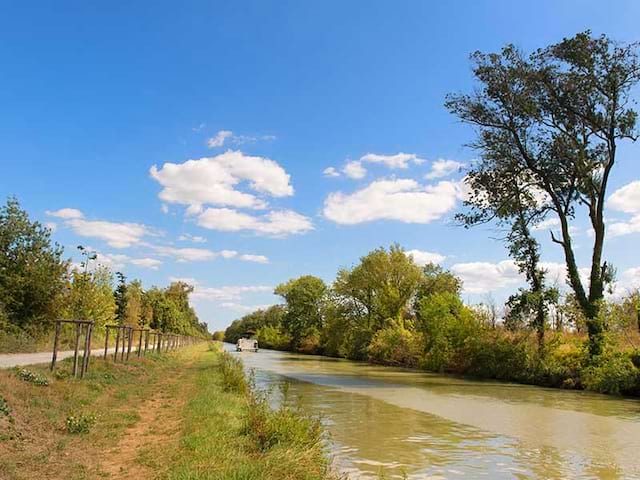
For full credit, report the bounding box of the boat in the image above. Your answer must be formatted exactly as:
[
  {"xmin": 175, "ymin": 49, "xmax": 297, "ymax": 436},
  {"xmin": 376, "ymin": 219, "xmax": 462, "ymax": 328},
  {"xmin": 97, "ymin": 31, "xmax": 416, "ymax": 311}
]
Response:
[{"xmin": 236, "ymin": 338, "xmax": 259, "ymax": 352}]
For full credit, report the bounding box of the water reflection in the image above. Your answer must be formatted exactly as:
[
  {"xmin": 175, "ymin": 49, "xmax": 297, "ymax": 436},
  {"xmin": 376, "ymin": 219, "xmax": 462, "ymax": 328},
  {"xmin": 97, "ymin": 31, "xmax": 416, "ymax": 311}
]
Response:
[{"xmin": 229, "ymin": 346, "xmax": 640, "ymax": 479}]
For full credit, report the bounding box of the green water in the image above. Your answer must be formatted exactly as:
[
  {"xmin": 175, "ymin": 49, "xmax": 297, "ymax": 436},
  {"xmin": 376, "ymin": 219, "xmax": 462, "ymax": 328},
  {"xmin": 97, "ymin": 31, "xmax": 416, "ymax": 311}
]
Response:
[{"xmin": 230, "ymin": 346, "xmax": 640, "ymax": 479}]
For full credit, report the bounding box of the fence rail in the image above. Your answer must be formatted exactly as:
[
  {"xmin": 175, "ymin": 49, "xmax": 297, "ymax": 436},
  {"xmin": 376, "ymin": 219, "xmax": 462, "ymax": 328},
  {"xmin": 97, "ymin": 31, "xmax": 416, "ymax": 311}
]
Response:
[{"xmin": 49, "ymin": 319, "xmax": 202, "ymax": 379}]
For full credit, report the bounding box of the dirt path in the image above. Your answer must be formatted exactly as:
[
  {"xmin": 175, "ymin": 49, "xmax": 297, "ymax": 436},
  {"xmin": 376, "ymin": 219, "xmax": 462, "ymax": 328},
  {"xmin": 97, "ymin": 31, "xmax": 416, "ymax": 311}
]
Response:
[{"xmin": 97, "ymin": 363, "xmax": 194, "ymax": 478}]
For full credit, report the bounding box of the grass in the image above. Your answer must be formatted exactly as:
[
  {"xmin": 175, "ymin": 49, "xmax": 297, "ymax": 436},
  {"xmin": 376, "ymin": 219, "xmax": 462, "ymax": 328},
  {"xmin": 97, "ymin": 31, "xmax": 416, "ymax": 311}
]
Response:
[{"xmin": 0, "ymin": 343, "xmax": 338, "ymax": 480}]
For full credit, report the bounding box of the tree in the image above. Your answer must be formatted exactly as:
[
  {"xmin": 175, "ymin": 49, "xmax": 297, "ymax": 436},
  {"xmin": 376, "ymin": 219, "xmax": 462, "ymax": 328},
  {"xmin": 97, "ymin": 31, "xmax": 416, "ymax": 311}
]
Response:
[
  {"xmin": 114, "ymin": 272, "xmax": 128, "ymax": 324},
  {"xmin": 63, "ymin": 265, "xmax": 116, "ymax": 327},
  {"xmin": 0, "ymin": 197, "xmax": 68, "ymax": 333},
  {"xmin": 275, "ymin": 275, "xmax": 327, "ymax": 346},
  {"xmin": 446, "ymin": 32, "xmax": 640, "ymax": 356},
  {"xmin": 124, "ymin": 280, "xmax": 144, "ymax": 327},
  {"xmin": 334, "ymin": 245, "xmax": 423, "ymax": 330}
]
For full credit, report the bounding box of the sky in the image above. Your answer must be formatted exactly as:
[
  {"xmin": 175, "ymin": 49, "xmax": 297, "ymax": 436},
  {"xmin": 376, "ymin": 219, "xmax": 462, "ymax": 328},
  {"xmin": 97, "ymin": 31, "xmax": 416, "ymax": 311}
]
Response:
[{"xmin": 1, "ymin": 1, "xmax": 639, "ymax": 332}]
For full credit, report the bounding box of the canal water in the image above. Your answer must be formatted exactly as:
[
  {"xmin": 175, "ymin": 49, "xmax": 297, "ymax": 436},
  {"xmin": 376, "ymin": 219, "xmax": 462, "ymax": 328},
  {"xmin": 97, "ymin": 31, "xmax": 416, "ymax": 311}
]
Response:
[{"xmin": 227, "ymin": 345, "xmax": 640, "ymax": 479}]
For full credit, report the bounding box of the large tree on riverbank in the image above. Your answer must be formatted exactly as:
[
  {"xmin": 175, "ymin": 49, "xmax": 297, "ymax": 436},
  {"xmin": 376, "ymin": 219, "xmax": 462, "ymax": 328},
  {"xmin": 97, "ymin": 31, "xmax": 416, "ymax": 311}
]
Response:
[{"xmin": 446, "ymin": 32, "xmax": 640, "ymax": 356}]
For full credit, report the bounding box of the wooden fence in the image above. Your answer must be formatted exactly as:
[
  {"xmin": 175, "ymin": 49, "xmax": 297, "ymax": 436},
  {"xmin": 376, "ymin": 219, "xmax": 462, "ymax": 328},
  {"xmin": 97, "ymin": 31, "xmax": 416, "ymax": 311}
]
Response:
[{"xmin": 49, "ymin": 319, "xmax": 202, "ymax": 378}]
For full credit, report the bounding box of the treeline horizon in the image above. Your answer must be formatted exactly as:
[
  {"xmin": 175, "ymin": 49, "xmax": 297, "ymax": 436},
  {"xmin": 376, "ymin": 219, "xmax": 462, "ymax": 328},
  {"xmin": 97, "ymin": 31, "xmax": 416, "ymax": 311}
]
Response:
[
  {"xmin": 224, "ymin": 244, "xmax": 640, "ymax": 396},
  {"xmin": 0, "ymin": 197, "xmax": 209, "ymax": 352}
]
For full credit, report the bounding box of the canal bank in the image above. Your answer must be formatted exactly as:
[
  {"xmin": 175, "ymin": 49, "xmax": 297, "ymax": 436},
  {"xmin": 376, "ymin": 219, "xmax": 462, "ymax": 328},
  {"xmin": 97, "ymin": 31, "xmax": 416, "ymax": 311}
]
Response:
[{"xmin": 230, "ymin": 345, "xmax": 640, "ymax": 479}]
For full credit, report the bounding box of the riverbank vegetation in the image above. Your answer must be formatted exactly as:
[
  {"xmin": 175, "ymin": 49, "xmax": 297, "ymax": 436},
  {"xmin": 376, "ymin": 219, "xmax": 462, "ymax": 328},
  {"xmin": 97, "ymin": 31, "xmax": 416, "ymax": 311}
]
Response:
[
  {"xmin": 226, "ymin": 32, "xmax": 640, "ymax": 397},
  {"xmin": 225, "ymin": 245, "xmax": 640, "ymax": 397},
  {"xmin": 0, "ymin": 197, "xmax": 209, "ymax": 353},
  {"xmin": 0, "ymin": 343, "xmax": 335, "ymax": 479}
]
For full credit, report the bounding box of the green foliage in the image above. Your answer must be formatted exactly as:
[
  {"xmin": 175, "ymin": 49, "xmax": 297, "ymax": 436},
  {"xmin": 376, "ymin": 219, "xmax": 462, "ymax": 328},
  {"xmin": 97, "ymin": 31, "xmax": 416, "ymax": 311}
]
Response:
[
  {"xmin": 0, "ymin": 197, "xmax": 68, "ymax": 334},
  {"xmin": 225, "ymin": 305, "xmax": 285, "ymax": 344},
  {"xmin": 367, "ymin": 324, "xmax": 424, "ymax": 367},
  {"xmin": 212, "ymin": 331, "xmax": 225, "ymax": 342},
  {"xmin": 65, "ymin": 412, "xmax": 97, "ymax": 434},
  {"xmin": 582, "ymin": 351, "xmax": 640, "ymax": 396},
  {"xmin": 15, "ymin": 368, "xmax": 49, "ymax": 386},
  {"xmin": 256, "ymin": 324, "xmax": 291, "ymax": 350},
  {"xmin": 275, "ymin": 275, "xmax": 328, "ymax": 346},
  {"xmin": 219, "ymin": 352, "xmax": 248, "ymax": 394},
  {"xmin": 63, "ymin": 265, "xmax": 116, "ymax": 328}
]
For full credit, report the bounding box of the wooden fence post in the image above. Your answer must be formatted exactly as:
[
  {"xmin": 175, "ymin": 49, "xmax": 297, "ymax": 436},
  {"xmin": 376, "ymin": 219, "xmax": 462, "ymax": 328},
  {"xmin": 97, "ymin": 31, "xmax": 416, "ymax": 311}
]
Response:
[
  {"xmin": 50, "ymin": 320, "xmax": 61, "ymax": 371},
  {"xmin": 104, "ymin": 326, "xmax": 110, "ymax": 360},
  {"xmin": 72, "ymin": 322, "xmax": 81, "ymax": 378},
  {"xmin": 114, "ymin": 326, "xmax": 121, "ymax": 362}
]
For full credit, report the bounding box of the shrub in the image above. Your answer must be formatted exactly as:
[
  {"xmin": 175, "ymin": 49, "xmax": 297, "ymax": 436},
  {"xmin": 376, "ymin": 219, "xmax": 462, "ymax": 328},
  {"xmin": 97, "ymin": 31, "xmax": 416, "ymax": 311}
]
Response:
[
  {"xmin": 256, "ymin": 325, "xmax": 291, "ymax": 350},
  {"xmin": 16, "ymin": 368, "xmax": 49, "ymax": 386},
  {"xmin": 367, "ymin": 324, "xmax": 424, "ymax": 368},
  {"xmin": 65, "ymin": 412, "xmax": 96, "ymax": 434},
  {"xmin": 582, "ymin": 352, "xmax": 640, "ymax": 396},
  {"xmin": 244, "ymin": 386, "xmax": 323, "ymax": 453},
  {"xmin": 219, "ymin": 352, "xmax": 247, "ymax": 394}
]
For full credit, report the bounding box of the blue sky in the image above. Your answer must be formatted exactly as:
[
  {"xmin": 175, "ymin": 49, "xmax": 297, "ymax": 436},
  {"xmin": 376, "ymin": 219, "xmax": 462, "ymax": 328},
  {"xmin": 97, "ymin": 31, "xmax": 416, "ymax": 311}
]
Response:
[{"xmin": 1, "ymin": 1, "xmax": 639, "ymax": 331}]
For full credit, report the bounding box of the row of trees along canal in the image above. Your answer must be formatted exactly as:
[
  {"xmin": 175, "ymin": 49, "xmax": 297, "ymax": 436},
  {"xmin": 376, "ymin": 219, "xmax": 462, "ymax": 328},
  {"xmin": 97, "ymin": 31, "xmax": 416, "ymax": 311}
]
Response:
[
  {"xmin": 0, "ymin": 198, "xmax": 209, "ymax": 354},
  {"xmin": 225, "ymin": 32, "xmax": 640, "ymax": 397}
]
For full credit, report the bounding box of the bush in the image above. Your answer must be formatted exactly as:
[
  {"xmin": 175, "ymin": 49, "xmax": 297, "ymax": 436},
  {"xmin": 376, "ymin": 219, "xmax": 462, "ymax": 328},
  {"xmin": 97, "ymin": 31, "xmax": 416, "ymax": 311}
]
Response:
[
  {"xmin": 15, "ymin": 368, "xmax": 49, "ymax": 386},
  {"xmin": 219, "ymin": 352, "xmax": 247, "ymax": 394},
  {"xmin": 367, "ymin": 324, "xmax": 424, "ymax": 368},
  {"xmin": 244, "ymin": 384, "xmax": 323, "ymax": 453},
  {"xmin": 65, "ymin": 412, "xmax": 96, "ymax": 434},
  {"xmin": 256, "ymin": 325, "xmax": 291, "ymax": 350},
  {"xmin": 582, "ymin": 352, "xmax": 640, "ymax": 396}
]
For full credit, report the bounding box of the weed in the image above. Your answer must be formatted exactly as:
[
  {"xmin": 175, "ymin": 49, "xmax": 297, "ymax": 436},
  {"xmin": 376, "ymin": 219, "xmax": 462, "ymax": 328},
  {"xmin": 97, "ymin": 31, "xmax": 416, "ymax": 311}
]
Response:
[
  {"xmin": 0, "ymin": 396, "xmax": 10, "ymax": 417},
  {"xmin": 65, "ymin": 412, "xmax": 97, "ymax": 434},
  {"xmin": 15, "ymin": 368, "xmax": 49, "ymax": 386}
]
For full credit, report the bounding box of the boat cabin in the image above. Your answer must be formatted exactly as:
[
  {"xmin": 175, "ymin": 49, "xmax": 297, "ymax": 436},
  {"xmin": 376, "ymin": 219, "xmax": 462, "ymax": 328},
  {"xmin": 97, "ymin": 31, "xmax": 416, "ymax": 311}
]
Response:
[{"xmin": 236, "ymin": 338, "xmax": 259, "ymax": 352}]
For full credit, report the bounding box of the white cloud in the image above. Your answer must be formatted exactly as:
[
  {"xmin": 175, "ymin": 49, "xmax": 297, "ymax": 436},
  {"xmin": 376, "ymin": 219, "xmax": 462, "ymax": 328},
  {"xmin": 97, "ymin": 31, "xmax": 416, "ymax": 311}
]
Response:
[
  {"xmin": 425, "ymin": 159, "xmax": 464, "ymax": 180},
  {"xmin": 67, "ymin": 218, "xmax": 151, "ymax": 248},
  {"xmin": 161, "ymin": 204, "xmax": 169, "ymax": 214},
  {"xmin": 341, "ymin": 153, "xmax": 425, "ymax": 179},
  {"xmin": 220, "ymin": 302, "xmax": 275, "ymax": 312},
  {"xmin": 608, "ymin": 181, "xmax": 640, "ymax": 214},
  {"xmin": 360, "ymin": 152, "xmax": 425, "ymax": 169},
  {"xmin": 207, "ymin": 130, "xmax": 233, "ymax": 148},
  {"xmin": 191, "ymin": 285, "xmax": 273, "ymax": 302},
  {"xmin": 532, "ymin": 217, "xmax": 560, "ymax": 231},
  {"xmin": 343, "ymin": 161, "xmax": 367, "ymax": 179},
  {"xmin": 606, "ymin": 181, "xmax": 640, "ymax": 237},
  {"xmin": 451, "ymin": 260, "xmax": 522, "ymax": 294},
  {"xmin": 150, "ymin": 150, "xmax": 294, "ymax": 211},
  {"xmin": 197, "ymin": 208, "xmax": 313, "ymax": 236},
  {"xmin": 323, "ymin": 167, "xmax": 340, "ymax": 178},
  {"xmin": 130, "ymin": 258, "xmax": 163, "ymax": 270},
  {"xmin": 46, "ymin": 208, "xmax": 84, "ymax": 219},
  {"xmin": 612, "ymin": 267, "xmax": 640, "ymax": 297},
  {"xmin": 323, "ymin": 179, "xmax": 463, "ymax": 225},
  {"xmin": 45, "ymin": 222, "xmax": 57, "ymax": 233},
  {"xmin": 178, "ymin": 233, "xmax": 207, "ymax": 243},
  {"xmin": 239, "ymin": 254, "xmax": 269, "ymax": 264},
  {"xmin": 407, "ymin": 249, "xmax": 446, "ymax": 266},
  {"xmin": 151, "ymin": 245, "xmax": 219, "ymax": 262},
  {"xmin": 47, "ymin": 209, "xmax": 153, "ymax": 248}
]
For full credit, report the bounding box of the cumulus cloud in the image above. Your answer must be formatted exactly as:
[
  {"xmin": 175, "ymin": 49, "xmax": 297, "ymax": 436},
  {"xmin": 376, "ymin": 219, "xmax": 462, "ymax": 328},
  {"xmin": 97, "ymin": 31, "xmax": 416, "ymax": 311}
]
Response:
[
  {"xmin": 323, "ymin": 167, "xmax": 340, "ymax": 178},
  {"xmin": 47, "ymin": 209, "xmax": 153, "ymax": 248},
  {"xmin": 191, "ymin": 285, "xmax": 273, "ymax": 302},
  {"xmin": 129, "ymin": 258, "xmax": 163, "ymax": 270},
  {"xmin": 83, "ymin": 250, "xmax": 162, "ymax": 271},
  {"xmin": 341, "ymin": 152, "xmax": 425, "ymax": 179},
  {"xmin": 451, "ymin": 260, "xmax": 522, "ymax": 294},
  {"xmin": 532, "ymin": 218, "xmax": 560, "ymax": 231},
  {"xmin": 343, "ymin": 161, "xmax": 367, "ymax": 179},
  {"xmin": 323, "ymin": 179, "xmax": 464, "ymax": 225},
  {"xmin": 150, "ymin": 244, "xmax": 269, "ymax": 263},
  {"xmin": 207, "ymin": 130, "xmax": 233, "ymax": 147},
  {"xmin": 46, "ymin": 208, "xmax": 84, "ymax": 219},
  {"xmin": 150, "ymin": 150, "xmax": 294, "ymax": 212},
  {"xmin": 220, "ymin": 302, "xmax": 276, "ymax": 312},
  {"xmin": 407, "ymin": 249, "xmax": 446, "ymax": 266},
  {"xmin": 239, "ymin": 254, "xmax": 269, "ymax": 264},
  {"xmin": 425, "ymin": 159, "xmax": 464, "ymax": 180},
  {"xmin": 197, "ymin": 208, "xmax": 313, "ymax": 236},
  {"xmin": 608, "ymin": 181, "xmax": 640, "ymax": 237}
]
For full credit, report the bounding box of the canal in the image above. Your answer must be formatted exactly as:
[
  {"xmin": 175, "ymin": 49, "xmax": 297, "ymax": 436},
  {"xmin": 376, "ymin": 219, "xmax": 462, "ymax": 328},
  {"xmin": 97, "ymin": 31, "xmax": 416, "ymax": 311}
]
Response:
[{"xmin": 228, "ymin": 345, "xmax": 640, "ymax": 479}]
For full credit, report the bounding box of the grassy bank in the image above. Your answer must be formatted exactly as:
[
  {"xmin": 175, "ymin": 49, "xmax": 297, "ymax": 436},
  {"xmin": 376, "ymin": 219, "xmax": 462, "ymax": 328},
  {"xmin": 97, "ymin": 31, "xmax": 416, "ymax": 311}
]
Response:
[{"xmin": 0, "ymin": 343, "xmax": 336, "ymax": 480}]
